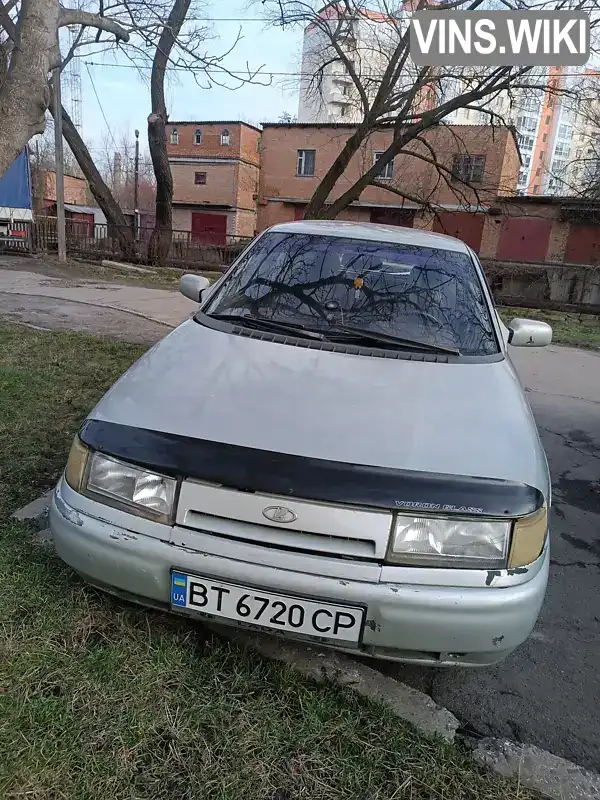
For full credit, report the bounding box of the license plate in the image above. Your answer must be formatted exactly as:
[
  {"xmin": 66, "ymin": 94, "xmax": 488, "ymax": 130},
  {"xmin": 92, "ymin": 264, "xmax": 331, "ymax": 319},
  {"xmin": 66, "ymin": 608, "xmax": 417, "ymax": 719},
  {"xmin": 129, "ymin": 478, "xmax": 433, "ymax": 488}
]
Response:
[{"xmin": 171, "ymin": 571, "xmax": 364, "ymax": 643}]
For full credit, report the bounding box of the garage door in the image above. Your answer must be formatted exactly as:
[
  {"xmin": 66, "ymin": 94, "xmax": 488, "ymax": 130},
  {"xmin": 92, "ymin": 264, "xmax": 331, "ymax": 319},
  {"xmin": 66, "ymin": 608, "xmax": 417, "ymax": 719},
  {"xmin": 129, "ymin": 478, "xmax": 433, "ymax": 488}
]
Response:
[
  {"xmin": 565, "ymin": 224, "xmax": 600, "ymax": 265},
  {"xmin": 433, "ymin": 212, "xmax": 484, "ymax": 252},
  {"xmin": 191, "ymin": 212, "xmax": 227, "ymax": 245},
  {"xmin": 497, "ymin": 218, "xmax": 552, "ymax": 262}
]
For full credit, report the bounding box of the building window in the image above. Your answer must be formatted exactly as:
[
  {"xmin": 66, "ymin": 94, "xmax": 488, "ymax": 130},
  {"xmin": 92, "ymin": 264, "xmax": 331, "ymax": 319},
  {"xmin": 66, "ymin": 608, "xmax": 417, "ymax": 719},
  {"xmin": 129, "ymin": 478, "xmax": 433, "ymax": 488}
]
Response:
[
  {"xmin": 340, "ymin": 106, "xmax": 347, "ymax": 117},
  {"xmin": 517, "ymin": 116, "xmax": 537, "ymax": 133},
  {"xmin": 545, "ymin": 115, "xmax": 551, "ymax": 125},
  {"xmin": 553, "ymin": 142, "xmax": 570, "ymax": 158},
  {"xmin": 517, "ymin": 134, "xmax": 534, "ymax": 151},
  {"xmin": 221, "ymin": 129, "xmax": 230, "ymax": 145},
  {"xmin": 542, "ymin": 133, "xmax": 547, "ymax": 143},
  {"xmin": 297, "ymin": 149, "xmax": 316, "ymax": 176},
  {"xmin": 374, "ymin": 152, "xmax": 394, "ymax": 179},
  {"xmin": 533, "ymin": 185, "xmax": 539, "ymax": 194},
  {"xmin": 451, "ymin": 154, "xmax": 485, "ymax": 183},
  {"xmin": 170, "ymin": 128, "xmax": 179, "ymax": 145},
  {"xmin": 558, "ymin": 124, "xmax": 572, "ymax": 140},
  {"xmin": 194, "ymin": 172, "xmax": 207, "ymax": 185},
  {"xmin": 195, "ymin": 129, "xmax": 202, "ymax": 145}
]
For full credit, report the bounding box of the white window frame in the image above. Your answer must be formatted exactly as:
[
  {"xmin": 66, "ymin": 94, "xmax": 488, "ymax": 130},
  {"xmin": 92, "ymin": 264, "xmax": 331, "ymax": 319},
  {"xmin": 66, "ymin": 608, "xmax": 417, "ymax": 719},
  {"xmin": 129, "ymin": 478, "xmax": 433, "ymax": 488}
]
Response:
[
  {"xmin": 374, "ymin": 151, "xmax": 394, "ymax": 179},
  {"xmin": 195, "ymin": 129, "xmax": 202, "ymax": 145},
  {"xmin": 221, "ymin": 129, "xmax": 230, "ymax": 146},
  {"xmin": 170, "ymin": 128, "xmax": 179, "ymax": 145},
  {"xmin": 297, "ymin": 149, "xmax": 316, "ymax": 176}
]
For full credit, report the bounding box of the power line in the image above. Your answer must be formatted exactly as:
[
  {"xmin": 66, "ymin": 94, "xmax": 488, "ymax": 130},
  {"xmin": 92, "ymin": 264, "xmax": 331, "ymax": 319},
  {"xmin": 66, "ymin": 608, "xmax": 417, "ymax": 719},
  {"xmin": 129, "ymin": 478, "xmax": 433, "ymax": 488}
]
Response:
[
  {"xmin": 83, "ymin": 61, "xmax": 598, "ymax": 79},
  {"xmin": 85, "ymin": 62, "xmax": 119, "ymax": 152}
]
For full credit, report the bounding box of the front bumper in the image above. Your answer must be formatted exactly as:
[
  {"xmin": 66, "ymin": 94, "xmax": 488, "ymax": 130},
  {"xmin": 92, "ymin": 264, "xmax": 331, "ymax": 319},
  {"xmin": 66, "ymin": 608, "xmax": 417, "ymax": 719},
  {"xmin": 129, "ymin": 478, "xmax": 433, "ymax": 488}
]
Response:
[{"xmin": 50, "ymin": 479, "xmax": 549, "ymax": 667}]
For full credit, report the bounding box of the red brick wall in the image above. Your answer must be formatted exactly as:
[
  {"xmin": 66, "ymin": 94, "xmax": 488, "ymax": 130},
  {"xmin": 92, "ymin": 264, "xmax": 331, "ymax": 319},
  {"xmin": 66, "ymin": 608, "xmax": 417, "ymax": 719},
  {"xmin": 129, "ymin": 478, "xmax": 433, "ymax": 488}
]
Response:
[
  {"xmin": 258, "ymin": 124, "xmax": 518, "ymax": 217},
  {"xmin": 170, "ymin": 162, "xmax": 238, "ymax": 207}
]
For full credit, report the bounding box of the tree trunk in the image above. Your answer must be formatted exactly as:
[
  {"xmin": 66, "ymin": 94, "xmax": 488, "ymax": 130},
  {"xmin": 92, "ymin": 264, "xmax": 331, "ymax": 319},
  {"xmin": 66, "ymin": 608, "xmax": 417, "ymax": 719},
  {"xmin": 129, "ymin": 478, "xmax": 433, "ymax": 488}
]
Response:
[
  {"xmin": 147, "ymin": 0, "xmax": 191, "ymax": 267},
  {"xmin": 0, "ymin": 0, "xmax": 59, "ymax": 177},
  {"xmin": 50, "ymin": 89, "xmax": 136, "ymax": 258},
  {"xmin": 0, "ymin": 0, "xmax": 128, "ymax": 178},
  {"xmin": 303, "ymin": 121, "xmax": 372, "ymax": 220}
]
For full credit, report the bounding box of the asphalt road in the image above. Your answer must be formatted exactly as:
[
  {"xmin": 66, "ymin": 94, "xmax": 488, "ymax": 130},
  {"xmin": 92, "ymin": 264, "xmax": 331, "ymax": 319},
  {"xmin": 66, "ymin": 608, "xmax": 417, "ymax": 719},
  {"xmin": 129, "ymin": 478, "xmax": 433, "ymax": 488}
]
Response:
[
  {"xmin": 380, "ymin": 345, "xmax": 600, "ymax": 773},
  {"xmin": 1, "ymin": 276, "xmax": 599, "ymax": 772}
]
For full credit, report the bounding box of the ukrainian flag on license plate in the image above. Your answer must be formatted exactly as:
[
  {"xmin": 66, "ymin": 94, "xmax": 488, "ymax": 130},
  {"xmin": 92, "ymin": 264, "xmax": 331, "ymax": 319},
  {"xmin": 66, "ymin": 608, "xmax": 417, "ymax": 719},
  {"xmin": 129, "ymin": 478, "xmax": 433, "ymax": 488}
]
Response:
[{"xmin": 171, "ymin": 572, "xmax": 188, "ymax": 607}]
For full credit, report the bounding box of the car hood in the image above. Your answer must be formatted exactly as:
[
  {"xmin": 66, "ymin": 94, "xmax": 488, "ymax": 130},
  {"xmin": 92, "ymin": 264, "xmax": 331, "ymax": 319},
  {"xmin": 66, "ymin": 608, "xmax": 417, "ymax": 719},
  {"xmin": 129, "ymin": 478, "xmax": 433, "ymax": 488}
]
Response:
[{"xmin": 89, "ymin": 319, "xmax": 549, "ymax": 493}]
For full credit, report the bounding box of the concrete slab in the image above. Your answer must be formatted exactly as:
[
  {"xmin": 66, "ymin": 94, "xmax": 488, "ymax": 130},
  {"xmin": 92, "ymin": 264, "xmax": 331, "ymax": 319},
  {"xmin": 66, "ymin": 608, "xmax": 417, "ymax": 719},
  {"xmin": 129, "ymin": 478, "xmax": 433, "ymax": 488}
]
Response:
[{"xmin": 12, "ymin": 491, "xmax": 51, "ymax": 522}]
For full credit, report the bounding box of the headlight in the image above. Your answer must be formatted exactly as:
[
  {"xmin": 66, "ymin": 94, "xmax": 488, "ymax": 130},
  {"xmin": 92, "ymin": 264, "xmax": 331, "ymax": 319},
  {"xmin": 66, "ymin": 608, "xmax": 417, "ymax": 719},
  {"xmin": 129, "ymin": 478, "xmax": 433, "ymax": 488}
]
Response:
[
  {"xmin": 388, "ymin": 515, "xmax": 511, "ymax": 568},
  {"xmin": 64, "ymin": 437, "xmax": 177, "ymax": 524},
  {"xmin": 508, "ymin": 507, "xmax": 548, "ymax": 568}
]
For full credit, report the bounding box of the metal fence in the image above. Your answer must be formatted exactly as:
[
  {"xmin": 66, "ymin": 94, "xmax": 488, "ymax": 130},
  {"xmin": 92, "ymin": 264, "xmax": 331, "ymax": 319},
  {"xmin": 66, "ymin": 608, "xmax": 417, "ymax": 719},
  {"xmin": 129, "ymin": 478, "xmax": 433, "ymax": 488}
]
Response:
[
  {"xmin": 0, "ymin": 219, "xmax": 33, "ymax": 253},
  {"xmin": 31, "ymin": 218, "xmax": 252, "ymax": 270}
]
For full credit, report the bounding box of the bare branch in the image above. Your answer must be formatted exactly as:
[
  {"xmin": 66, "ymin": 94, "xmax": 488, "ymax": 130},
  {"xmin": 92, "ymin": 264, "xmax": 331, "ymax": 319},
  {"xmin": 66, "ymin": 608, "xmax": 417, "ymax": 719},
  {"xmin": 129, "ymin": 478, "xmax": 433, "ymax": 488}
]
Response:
[{"xmin": 58, "ymin": 8, "xmax": 130, "ymax": 40}]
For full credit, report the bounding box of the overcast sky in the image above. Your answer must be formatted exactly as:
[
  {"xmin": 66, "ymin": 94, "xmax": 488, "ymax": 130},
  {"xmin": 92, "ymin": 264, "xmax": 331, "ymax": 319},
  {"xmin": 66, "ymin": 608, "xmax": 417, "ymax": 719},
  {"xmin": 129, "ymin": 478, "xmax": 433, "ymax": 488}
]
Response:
[{"xmin": 74, "ymin": 0, "xmax": 303, "ymax": 152}]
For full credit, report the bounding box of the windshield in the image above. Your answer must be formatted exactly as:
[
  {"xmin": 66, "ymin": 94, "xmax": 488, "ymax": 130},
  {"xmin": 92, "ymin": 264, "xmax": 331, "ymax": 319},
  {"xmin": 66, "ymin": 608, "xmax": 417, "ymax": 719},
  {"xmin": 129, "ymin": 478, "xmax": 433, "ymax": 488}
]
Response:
[{"xmin": 203, "ymin": 232, "xmax": 499, "ymax": 356}]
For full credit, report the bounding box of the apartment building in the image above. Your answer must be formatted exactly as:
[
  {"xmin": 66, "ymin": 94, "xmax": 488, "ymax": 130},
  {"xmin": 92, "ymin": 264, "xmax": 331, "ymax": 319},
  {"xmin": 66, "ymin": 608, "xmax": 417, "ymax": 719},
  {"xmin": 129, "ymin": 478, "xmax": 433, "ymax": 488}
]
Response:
[
  {"xmin": 298, "ymin": 4, "xmax": 413, "ymax": 124},
  {"xmin": 165, "ymin": 120, "xmax": 261, "ymax": 242},
  {"xmin": 447, "ymin": 67, "xmax": 600, "ymax": 196},
  {"xmin": 298, "ymin": 4, "xmax": 599, "ymax": 197},
  {"xmin": 258, "ymin": 122, "xmax": 519, "ymax": 253}
]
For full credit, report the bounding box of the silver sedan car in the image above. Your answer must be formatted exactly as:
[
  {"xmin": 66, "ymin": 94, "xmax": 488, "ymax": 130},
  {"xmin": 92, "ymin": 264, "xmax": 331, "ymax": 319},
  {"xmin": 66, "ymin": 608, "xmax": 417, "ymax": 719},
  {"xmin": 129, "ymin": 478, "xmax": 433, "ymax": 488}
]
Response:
[{"xmin": 50, "ymin": 220, "xmax": 552, "ymax": 667}]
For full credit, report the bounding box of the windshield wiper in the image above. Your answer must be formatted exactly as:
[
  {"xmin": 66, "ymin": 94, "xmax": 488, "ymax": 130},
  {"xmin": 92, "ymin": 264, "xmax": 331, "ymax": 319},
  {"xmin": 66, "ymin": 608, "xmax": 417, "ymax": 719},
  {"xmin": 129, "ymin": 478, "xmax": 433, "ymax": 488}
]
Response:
[
  {"xmin": 327, "ymin": 324, "xmax": 460, "ymax": 355},
  {"xmin": 205, "ymin": 312, "xmax": 325, "ymax": 340}
]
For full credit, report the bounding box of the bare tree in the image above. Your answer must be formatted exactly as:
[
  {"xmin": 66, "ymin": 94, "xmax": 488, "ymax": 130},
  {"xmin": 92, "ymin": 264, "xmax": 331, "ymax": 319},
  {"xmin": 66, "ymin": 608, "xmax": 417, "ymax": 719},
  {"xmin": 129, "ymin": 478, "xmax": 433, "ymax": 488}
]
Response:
[
  {"xmin": 0, "ymin": 0, "xmax": 129, "ymax": 177},
  {"xmin": 260, "ymin": 0, "xmax": 600, "ymax": 219},
  {"xmin": 147, "ymin": 0, "xmax": 191, "ymax": 265},
  {"xmin": 1, "ymin": 0, "xmax": 266, "ymax": 259}
]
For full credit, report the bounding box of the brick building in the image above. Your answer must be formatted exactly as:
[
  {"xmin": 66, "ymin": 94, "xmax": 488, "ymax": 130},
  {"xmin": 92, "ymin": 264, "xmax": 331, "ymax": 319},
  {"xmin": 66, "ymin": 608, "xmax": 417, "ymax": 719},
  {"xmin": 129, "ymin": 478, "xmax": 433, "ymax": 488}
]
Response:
[
  {"xmin": 32, "ymin": 170, "xmax": 87, "ymax": 213},
  {"xmin": 166, "ymin": 120, "xmax": 261, "ymax": 243},
  {"xmin": 257, "ymin": 122, "xmax": 520, "ymax": 253}
]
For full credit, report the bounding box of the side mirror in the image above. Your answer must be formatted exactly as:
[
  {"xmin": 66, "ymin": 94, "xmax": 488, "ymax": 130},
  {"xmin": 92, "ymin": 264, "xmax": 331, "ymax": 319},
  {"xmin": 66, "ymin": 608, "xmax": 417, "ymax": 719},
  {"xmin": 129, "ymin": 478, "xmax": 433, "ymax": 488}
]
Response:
[
  {"xmin": 179, "ymin": 274, "xmax": 210, "ymax": 303},
  {"xmin": 508, "ymin": 317, "xmax": 552, "ymax": 348}
]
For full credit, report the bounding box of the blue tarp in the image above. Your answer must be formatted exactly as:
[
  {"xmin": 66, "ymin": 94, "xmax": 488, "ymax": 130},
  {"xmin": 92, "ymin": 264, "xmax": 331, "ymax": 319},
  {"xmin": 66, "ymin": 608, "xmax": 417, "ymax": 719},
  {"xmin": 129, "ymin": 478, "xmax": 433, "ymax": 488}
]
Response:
[{"xmin": 0, "ymin": 150, "xmax": 32, "ymax": 210}]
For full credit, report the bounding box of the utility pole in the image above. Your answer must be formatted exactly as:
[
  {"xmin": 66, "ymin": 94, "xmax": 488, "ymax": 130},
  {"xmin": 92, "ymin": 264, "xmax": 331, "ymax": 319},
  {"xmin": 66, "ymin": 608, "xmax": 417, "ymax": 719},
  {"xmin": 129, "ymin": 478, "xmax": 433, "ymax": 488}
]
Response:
[
  {"xmin": 133, "ymin": 128, "xmax": 140, "ymax": 241},
  {"xmin": 52, "ymin": 67, "xmax": 67, "ymax": 263}
]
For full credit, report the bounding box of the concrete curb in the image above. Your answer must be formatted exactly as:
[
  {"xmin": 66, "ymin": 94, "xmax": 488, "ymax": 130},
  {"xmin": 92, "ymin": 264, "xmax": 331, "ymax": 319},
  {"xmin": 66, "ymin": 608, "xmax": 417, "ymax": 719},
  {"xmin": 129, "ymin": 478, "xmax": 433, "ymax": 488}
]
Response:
[
  {"xmin": 101, "ymin": 260, "xmax": 153, "ymax": 274},
  {"xmin": 15, "ymin": 493, "xmax": 600, "ymax": 798},
  {"xmin": 217, "ymin": 629, "xmax": 459, "ymax": 742},
  {"xmin": 473, "ymin": 738, "xmax": 600, "ymax": 800}
]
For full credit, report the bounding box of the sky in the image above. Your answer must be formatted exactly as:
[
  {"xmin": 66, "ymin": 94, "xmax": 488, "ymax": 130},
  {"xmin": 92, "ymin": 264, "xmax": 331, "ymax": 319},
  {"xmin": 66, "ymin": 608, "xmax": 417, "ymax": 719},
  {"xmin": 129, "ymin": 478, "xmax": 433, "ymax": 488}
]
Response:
[{"xmin": 73, "ymin": 0, "xmax": 303, "ymax": 153}]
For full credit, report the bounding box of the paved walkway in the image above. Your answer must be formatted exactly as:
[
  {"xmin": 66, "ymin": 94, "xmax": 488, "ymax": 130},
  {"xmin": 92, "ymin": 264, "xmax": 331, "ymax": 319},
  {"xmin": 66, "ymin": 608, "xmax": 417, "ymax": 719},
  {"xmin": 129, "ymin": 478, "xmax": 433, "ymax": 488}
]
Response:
[{"xmin": 0, "ymin": 268, "xmax": 197, "ymax": 328}]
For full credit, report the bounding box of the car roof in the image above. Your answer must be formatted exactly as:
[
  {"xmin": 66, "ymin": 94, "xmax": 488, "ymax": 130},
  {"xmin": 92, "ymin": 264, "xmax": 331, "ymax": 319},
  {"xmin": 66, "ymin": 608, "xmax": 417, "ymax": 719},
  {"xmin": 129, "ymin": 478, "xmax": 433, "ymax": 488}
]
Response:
[{"xmin": 267, "ymin": 220, "xmax": 471, "ymax": 253}]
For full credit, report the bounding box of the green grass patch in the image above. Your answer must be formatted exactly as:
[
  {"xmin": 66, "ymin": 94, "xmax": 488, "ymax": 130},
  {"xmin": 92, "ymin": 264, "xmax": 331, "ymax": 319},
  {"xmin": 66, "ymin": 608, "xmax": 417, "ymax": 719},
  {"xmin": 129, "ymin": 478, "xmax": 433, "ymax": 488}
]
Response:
[
  {"xmin": 0, "ymin": 323, "xmax": 539, "ymax": 799},
  {"xmin": 499, "ymin": 307, "xmax": 600, "ymax": 350}
]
